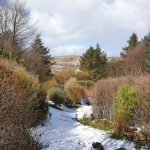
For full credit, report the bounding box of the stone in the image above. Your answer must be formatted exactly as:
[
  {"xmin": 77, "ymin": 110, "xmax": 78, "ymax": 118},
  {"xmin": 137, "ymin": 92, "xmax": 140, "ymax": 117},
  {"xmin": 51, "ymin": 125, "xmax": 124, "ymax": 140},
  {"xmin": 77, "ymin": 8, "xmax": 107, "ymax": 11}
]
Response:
[
  {"xmin": 41, "ymin": 123, "xmax": 45, "ymax": 126},
  {"xmin": 92, "ymin": 142, "xmax": 104, "ymax": 150}
]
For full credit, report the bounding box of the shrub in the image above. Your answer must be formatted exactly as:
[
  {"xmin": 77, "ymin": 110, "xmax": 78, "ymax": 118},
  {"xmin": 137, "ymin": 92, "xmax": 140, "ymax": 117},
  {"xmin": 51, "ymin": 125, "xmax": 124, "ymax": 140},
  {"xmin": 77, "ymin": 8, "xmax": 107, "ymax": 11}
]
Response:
[
  {"xmin": 114, "ymin": 84, "xmax": 137, "ymax": 135},
  {"xmin": 77, "ymin": 80, "xmax": 94, "ymax": 88},
  {"xmin": 48, "ymin": 88, "xmax": 65, "ymax": 106},
  {"xmin": 42, "ymin": 79, "xmax": 59, "ymax": 99},
  {"xmin": 65, "ymin": 83, "xmax": 85, "ymax": 103},
  {"xmin": 93, "ymin": 78, "xmax": 119, "ymax": 120},
  {"xmin": 80, "ymin": 118, "xmax": 113, "ymax": 131},
  {"xmin": 64, "ymin": 77, "xmax": 77, "ymax": 89},
  {"xmin": 54, "ymin": 69, "xmax": 75, "ymax": 85},
  {"xmin": 64, "ymin": 78, "xmax": 85, "ymax": 103},
  {"xmin": 75, "ymin": 71, "xmax": 90, "ymax": 80},
  {"xmin": 124, "ymin": 43, "xmax": 145, "ymax": 75},
  {"xmin": 106, "ymin": 60, "xmax": 127, "ymax": 77},
  {"xmin": 42, "ymin": 79, "xmax": 59, "ymax": 90},
  {"xmin": 93, "ymin": 75, "xmax": 150, "ymax": 129},
  {"xmin": 0, "ymin": 58, "xmax": 45, "ymax": 149}
]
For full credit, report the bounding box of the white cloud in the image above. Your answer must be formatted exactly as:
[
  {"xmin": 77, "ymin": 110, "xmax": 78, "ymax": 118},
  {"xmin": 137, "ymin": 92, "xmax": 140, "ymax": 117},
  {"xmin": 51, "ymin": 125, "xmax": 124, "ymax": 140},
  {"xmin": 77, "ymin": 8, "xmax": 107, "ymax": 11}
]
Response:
[
  {"xmin": 51, "ymin": 45, "xmax": 85, "ymax": 56},
  {"xmin": 27, "ymin": 0, "xmax": 150, "ymax": 56}
]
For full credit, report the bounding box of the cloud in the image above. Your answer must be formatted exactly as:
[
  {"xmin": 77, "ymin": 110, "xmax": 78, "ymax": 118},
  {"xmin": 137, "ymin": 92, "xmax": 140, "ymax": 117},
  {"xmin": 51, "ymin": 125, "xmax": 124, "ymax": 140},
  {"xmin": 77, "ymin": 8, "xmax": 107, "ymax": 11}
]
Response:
[
  {"xmin": 51, "ymin": 45, "xmax": 85, "ymax": 56},
  {"xmin": 27, "ymin": 0, "xmax": 150, "ymax": 56}
]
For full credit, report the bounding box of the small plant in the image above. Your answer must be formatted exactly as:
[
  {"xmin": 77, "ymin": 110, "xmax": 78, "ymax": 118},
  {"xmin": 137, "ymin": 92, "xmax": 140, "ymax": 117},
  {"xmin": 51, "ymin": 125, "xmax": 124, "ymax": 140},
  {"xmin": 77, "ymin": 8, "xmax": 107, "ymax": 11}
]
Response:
[
  {"xmin": 42, "ymin": 79, "xmax": 59, "ymax": 91},
  {"xmin": 78, "ymin": 80, "xmax": 94, "ymax": 88},
  {"xmin": 50, "ymin": 88, "xmax": 65, "ymax": 106},
  {"xmin": 75, "ymin": 71, "xmax": 91, "ymax": 80},
  {"xmin": 65, "ymin": 83, "xmax": 85, "ymax": 103},
  {"xmin": 55, "ymin": 69, "xmax": 75, "ymax": 85},
  {"xmin": 64, "ymin": 77, "xmax": 82, "ymax": 103},
  {"xmin": 114, "ymin": 84, "xmax": 137, "ymax": 136},
  {"xmin": 80, "ymin": 118, "xmax": 113, "ymax": 131}
]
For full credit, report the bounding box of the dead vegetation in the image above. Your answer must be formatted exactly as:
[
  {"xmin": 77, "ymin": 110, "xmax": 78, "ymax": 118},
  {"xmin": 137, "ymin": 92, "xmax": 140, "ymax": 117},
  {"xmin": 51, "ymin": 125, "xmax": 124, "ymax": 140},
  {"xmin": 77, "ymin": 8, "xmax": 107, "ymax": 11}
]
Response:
[{"xmin": 0, "ymin": 58, "xmax": 47, "ymax": 149}]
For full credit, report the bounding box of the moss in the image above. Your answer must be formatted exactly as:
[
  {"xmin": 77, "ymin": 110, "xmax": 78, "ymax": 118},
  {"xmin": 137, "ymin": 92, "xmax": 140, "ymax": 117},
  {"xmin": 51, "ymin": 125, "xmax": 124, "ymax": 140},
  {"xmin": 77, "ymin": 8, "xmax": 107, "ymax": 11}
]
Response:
[
  {"xmin": 80, "ymin": 118, "xmax": 113, "ymax": 131},
  {"xmin": 65, "ymin": 104, "xmax": 81, "ymax": 108},
  {"xmin": 77, "ymin": 80, "xmax": 94, "ymax": 88}
]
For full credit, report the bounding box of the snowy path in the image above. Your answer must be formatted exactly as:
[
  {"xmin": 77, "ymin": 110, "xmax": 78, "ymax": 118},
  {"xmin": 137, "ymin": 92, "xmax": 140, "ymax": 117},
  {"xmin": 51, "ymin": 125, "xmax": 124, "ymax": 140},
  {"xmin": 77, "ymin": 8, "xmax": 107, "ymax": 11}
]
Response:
[{"xmin": 32, "ymin": 105, "xmax": 137, "ymax": 150}]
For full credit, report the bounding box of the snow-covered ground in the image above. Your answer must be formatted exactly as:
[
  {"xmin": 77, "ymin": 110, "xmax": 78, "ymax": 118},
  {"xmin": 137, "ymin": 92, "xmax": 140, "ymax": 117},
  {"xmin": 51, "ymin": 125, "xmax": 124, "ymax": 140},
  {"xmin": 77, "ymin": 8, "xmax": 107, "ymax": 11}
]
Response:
[{"xmin": 31, "ymin": 105, "xmax": 137, "ymax": 150}]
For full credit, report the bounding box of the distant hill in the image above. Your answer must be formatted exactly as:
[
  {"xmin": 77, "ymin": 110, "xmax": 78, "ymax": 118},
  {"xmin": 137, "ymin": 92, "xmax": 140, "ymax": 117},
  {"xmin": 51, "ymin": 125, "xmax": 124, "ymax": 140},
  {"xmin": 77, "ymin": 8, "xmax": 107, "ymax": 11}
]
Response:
[
  {"xmin": 52, "ymin": 55, "xmax": 121, "ymax": 72},
  {"xmin": 52, "ymin": 55, "xmax": 80, "ymax": 72}
]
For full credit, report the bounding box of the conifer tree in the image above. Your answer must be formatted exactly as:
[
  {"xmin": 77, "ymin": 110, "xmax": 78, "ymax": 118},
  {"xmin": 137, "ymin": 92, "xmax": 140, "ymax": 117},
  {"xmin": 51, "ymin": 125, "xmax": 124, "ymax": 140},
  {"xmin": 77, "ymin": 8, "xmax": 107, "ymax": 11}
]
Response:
[
  {"xmin": 144, "ymin": 33, "xmax": 150, "ymax": 73},
  {"xmin": 121, "ymin": 33, "xmax": 138, "ymax": 57},
  {"xmin": 28, "ymin": 35, "xmax": 55, "ymax": 80},
  {"xmin": 80, "ymin": 43, "xmax": 107, "ymax": 79}
]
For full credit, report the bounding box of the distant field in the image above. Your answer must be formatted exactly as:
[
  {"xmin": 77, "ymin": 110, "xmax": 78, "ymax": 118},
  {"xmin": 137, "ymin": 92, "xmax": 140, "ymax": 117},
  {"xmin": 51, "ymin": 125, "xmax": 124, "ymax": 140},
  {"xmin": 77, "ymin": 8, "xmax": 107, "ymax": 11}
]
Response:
[{"xmin": 52, "ymin": 55, "xmax": 80, "ymax": 72}]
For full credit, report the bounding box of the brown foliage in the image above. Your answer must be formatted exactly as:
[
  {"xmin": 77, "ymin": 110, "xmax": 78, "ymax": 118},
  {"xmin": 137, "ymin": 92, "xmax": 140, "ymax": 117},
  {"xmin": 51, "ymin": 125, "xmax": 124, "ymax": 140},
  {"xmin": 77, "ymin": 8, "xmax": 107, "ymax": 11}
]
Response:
[
  {"xmin": 64, "ymin": 78, "xmax": 85, "ymax": 103},
  {"xmin": 93, "ymin": 75, "xmax": 150, "ymax": 128},
  {"xmin": 84, "ymin": 88, "xmax": 93, "ymax": 98},
  {"xmin": 106, "ymin": 60, "xmax": 126, "ymax": 77},
  {"xmin": 55, "ymin": 69, "xmax": 75, "ymax": 85},
  {"xmin": 23, "ymin": 49, "xmax": 45, "ymax": 76},
  {"xmin": 67, "ymin": 84, "xmax": 85, "ymax": 103},
  {"xmin": 0, "ymin": 58, "xmax": 42, "ymax": 149},
  {"xmin": 75, "ymin": 71, "xmax": 91, "ymax": 80},
  {"xmin": 124, "ymin": 43, "xmax": 145, "ymax": 74},
  {"xmin": 106, "ymin": 44, "xmax": 145, "ymax": 78}
]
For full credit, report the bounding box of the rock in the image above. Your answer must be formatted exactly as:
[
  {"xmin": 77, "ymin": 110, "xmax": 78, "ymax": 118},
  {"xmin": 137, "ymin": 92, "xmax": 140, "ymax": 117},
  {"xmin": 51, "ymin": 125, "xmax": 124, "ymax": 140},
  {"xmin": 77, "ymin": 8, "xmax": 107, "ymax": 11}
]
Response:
[
  {"xmin": 92, "ymin": 142, "xmax": 104, "ymax": 150},
  {"xmin": 41, "ymin": 123, "xmax": 45, "ymax": 126},
  {"xmin": 116, "ymin": 148, "xmax": 126, "ymax": 150},
  {"xmin": 42, "ymin": 144, "xmax": 49, "ymax": 149},
  {"xmin": 134, "ymin": 142, "xmax": 142, "ymax": 149}
]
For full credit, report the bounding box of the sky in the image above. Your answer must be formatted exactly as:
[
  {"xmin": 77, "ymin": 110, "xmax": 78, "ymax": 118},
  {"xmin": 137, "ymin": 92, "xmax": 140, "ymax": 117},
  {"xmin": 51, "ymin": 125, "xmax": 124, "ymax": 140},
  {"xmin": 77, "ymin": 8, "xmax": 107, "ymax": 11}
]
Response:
[{"xmin": 26, "ymin": 0, "xmax": 150, "ymax": 56}]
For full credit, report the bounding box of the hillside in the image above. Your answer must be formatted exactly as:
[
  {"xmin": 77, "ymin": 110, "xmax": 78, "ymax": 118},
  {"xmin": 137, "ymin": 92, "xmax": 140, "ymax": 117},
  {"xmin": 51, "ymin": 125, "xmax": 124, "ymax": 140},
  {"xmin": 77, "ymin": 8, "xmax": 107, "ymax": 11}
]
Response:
[
  {"xmin": 52, "ymin": 55, "xmax": 80, "ymax": 72},
  {"xmin": 52, "ymin": 55, "xmax": 121, "ymax": 72}
]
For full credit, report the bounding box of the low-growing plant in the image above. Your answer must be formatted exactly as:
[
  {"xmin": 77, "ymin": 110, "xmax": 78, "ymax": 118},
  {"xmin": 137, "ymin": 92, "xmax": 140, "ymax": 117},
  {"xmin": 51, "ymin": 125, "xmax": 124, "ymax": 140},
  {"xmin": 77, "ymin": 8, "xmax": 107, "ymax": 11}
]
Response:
[
  {"xmin": 42, "ymin": 79, "xmax": 59, "ymax": 91},
  {"xmin": 93, "ymin": 75, "xmax": 150, "ymax": 130},
  {"xmin": 113, "ymin": 84, "xmax": 137, "ymax": 135},
  {"xmin": 55, "ymin": 69, "xmax": 75, "ymax": 85},
  {"xmin": 78, "ymin": 80, "xmax": 94, "ymax": 88},
  {"xmin": 64, "ymin": 77, "xmax": 77, "ymax": 89},
  {"xmin": 65, "ymin": 83, "xmax": 85, "ymax": 103},
  {"xmin": 42, "ymin": 79, "xmax": 59, "ymax": 100},
  {"xmin": 75, "ymin": 71, "xmax": 91, "ymax": 80},
  {"xmin": 49, "ymin": 88, "xmax": 65, "ymax": 106},
  {"xmin": 80, "ymin": 117, "xmax": 113, "ymax": 131}
]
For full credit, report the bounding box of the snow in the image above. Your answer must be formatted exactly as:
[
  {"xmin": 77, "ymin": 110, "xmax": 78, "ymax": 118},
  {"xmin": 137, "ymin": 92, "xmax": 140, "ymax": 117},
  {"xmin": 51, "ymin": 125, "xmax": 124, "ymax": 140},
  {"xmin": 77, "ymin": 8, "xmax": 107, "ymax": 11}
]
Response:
[{"xmin": 31, "ymin": 105, "xmax": 138, "ymax": 150}]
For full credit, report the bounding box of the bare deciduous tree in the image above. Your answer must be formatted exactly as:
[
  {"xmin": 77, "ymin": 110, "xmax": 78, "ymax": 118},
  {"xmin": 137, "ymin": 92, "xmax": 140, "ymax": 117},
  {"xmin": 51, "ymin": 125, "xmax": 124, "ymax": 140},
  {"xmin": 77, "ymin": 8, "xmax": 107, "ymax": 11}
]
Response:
[
  {"xmin": 0, "ymin": 0, "xmax": 35, "ymax": 58},
  {"xmin": 124, "ymin": 43, "xmax": 145, "ymax": 75}
]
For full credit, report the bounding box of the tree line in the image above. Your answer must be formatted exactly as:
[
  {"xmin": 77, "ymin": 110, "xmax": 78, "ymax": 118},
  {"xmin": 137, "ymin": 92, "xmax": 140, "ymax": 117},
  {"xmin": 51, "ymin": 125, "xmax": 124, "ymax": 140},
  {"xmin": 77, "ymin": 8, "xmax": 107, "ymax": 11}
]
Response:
[{"xmin": 80, "ymin": 32, "xmax": 150, "ymax": 80}]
